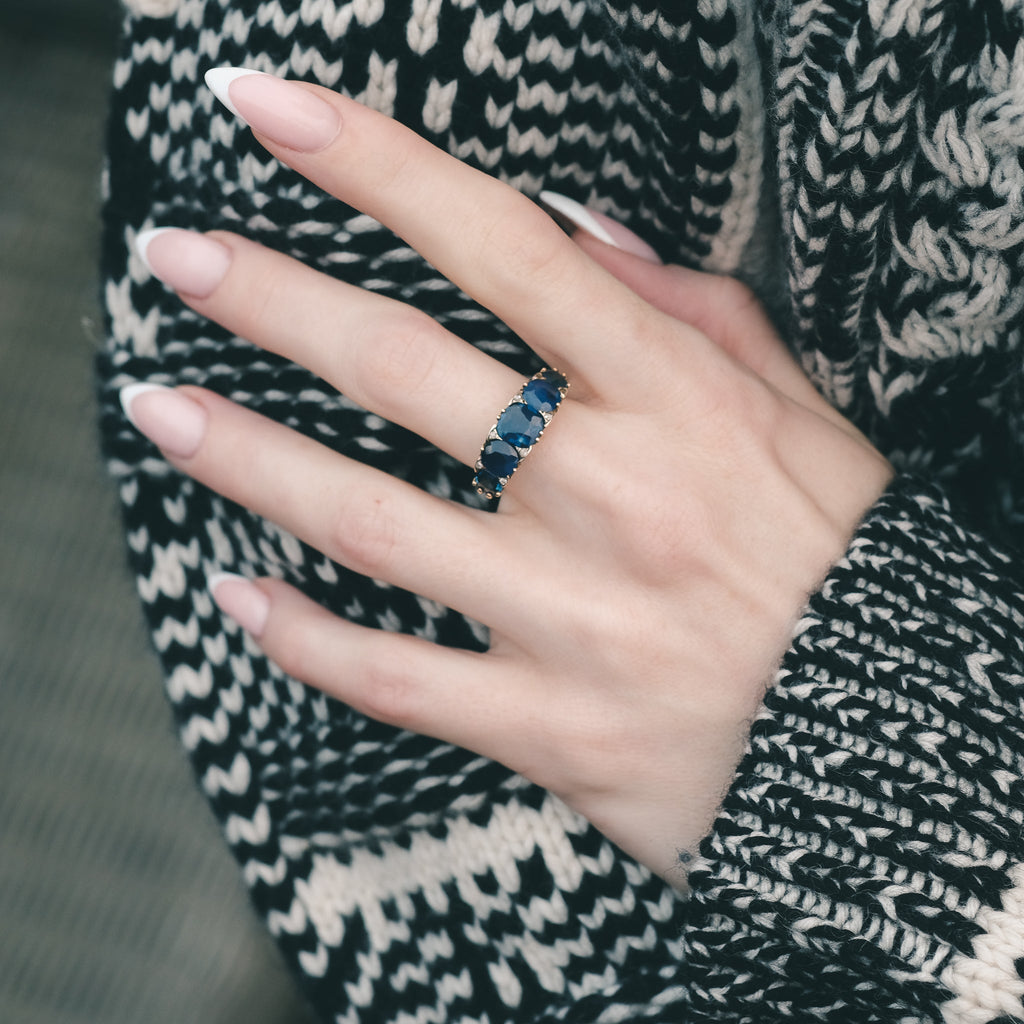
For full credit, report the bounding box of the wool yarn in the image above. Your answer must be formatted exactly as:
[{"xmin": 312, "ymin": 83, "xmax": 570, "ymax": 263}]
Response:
[{"xmin": 99, "ymin": 1, "xmax": 1024, "ymax": 1020}]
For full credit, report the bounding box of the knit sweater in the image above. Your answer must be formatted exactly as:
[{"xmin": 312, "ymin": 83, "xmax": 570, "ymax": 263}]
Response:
[{"xmin": 98, "ymin": 1, "xmax": 1024, "ymax": 1021}]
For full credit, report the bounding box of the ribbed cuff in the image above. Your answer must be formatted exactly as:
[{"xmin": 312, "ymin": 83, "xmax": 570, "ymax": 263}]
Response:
[{"xmin": 683, "ymin": 475, "xmax": 1024, "ymax": 1023}]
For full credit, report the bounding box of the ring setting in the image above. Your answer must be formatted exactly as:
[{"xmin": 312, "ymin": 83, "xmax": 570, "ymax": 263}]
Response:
[{"xmin": 473, "ymin": 367, "xmax": 569, "ymax": 499}]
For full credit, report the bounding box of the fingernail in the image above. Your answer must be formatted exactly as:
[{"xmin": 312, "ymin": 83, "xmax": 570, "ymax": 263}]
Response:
[
  {"xmin": 120, "ymin": 383, "xmax": 208, "ymax": 458},
  {"xmin": 205, "ymin": 67, "xmax": 341, "ymax": 153},
  {"xmin": 209, "ymin": 573, "xmax": 270, "ymax": 637},
  {"xmin": 538, "ymin": 191, "xmax": 662, "ymax": 264},
  {"xmin": 136, "ymin": 227, "xmax": 232, "ymax": 298}
]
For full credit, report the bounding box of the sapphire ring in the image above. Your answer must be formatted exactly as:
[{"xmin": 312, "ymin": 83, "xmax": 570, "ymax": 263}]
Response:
[{"xmin": 472, "ymin": 368, "xmax": 569, "ymax": 500}]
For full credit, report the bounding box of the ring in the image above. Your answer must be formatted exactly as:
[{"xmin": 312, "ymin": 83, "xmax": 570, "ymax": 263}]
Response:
[{"xmin": 473, "ymin": 367, "xmax": 570, "ymax": 499}]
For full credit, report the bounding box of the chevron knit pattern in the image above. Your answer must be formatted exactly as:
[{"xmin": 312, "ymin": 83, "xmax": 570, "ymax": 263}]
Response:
[{"xmin": 98, "ymin": 1, "xmax": 1024, "ymax": 1021}]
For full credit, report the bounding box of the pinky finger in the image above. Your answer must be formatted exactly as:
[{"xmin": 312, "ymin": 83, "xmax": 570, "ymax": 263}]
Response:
[{"xmin": 210, "ymin": 574, "xmax": 516, "ymax": 754}]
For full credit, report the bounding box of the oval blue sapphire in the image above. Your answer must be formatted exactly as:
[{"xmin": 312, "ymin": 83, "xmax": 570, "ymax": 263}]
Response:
[
  {"xmin": 522, "ymin": 378, "xmax": 562, "ymax": 415},
  {"xmin": 479, "ymin": 439, "xmax": 519, "ymax": 478},
  {"xmin": 539, "ymin": 368, "xmax": 567, "ymax": 390},
  {"xmin": 474, "ymin": 468, "xmax": 504, "ymax": 496},
  {"xmin": 496, "ymin": 403, "xmax": 545, "ymax": 447}
]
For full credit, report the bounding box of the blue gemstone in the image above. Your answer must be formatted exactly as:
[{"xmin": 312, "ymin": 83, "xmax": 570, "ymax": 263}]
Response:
[
  {"xmin": 522, "ymin": 378, "xmax": 562, "ymax": 415},
  {"xmin": 496, "ymin": 403, "xmax": 544, "ymax": 447},
  {"xmin": 539, "ymin": 369, "xmax": 567, "ymax": 390},
  {"xmin": 480, "ymin": 439, "xmax": 519, "ymax": 478},
  {"xmin": 474, "ymin": 469, "xmax": 504, "ymax": 496}
]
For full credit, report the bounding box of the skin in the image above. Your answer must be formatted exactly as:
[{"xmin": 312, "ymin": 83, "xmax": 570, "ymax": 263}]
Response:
[{"xmin": 132, "ymin": 85, "xmax": 893, "ymax": 882}]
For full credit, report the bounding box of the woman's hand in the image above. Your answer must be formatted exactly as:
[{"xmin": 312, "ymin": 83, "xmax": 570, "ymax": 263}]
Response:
[{"xmin": 122, "ymin": 70, "xmax": 893, "ymax": 881}]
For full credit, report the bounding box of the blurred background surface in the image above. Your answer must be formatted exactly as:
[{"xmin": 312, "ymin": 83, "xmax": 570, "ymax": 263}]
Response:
[{"xmin": 0, "ymin": 2, "xmax": 314, "ymax": 1020}]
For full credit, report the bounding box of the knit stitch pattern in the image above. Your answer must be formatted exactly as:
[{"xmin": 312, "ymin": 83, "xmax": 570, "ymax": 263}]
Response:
[
  {"xmin": 99, "ymin": 0, "xmax": 1024, "ymax": 1021},
  {"xmin": 759, "ymin": 0, "xmax": 1024, "ymax": 536},
  {"xmin": 687, "ymin": 478, "xmax": 1024, "ymax": 1022}
]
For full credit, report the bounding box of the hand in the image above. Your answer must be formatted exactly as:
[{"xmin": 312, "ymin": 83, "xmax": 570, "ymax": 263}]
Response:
[{"xmin": 122, "ymin": 70, "xmax": 893, "ymax": 881}]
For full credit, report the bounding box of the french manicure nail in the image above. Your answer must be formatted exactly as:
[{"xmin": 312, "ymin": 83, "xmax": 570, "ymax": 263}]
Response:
[
  {"xmin": 136, "ymin": 227, "xmax": 232, "ymax": 298},
  {"xmin": 202, "ymin": 67, "xmax": 256, "ymax": 118},
  {"xmin": 209, "ymin": 573, "xmax": 270, "ymax": 637},
  {"xmin": 539, "ymin": 190, "xmax": 662, "ymax": 264},
  {"xmin": 120, "ymin": 383, "xmax": 208, "ymax": 458},
  {"xmin": 205, "ymin": 67, "xmax": 342, "ymax": 153}
]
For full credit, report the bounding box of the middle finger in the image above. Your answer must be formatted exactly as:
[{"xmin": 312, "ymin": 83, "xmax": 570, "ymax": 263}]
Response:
[{"xmin": 139, "ymin": 227, "xmax": 526, "ymax": 467}]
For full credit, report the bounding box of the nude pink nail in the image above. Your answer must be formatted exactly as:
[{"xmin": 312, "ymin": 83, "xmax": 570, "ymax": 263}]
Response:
[
  {"xmin": 136, "ymin": 228, "xmax": 232, "ymax": 298},
  {"xmin": 205, "ymin": 67, "xmax": 342, "ymax": 153},
  {"xmin": 539, "ymin": 191, "xmax": 662, "ymax": 264},
  {"xmin": 120, "ymin": 383, "xmax": 208, "ymax": 458},
  {"xmin": 209, "ymin": 573, "xmax": 270, "ymax": 637}
]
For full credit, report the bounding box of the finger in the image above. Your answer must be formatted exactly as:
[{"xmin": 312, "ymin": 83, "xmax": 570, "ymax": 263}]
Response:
[
  {"xmin": 539, "ymin": 191, "xmax": 663, "ymax": 264},
  {"xmin": 570, "ymin": 234, "xmax": 826, "ymax": 406},
  {"xmin": 572, "ymin": 236, "xmax": 872, "ymax": 438},
  {"xmin": 205, "ymin": 69, "xmax": 697, "ymax": 397},
  {"xmin": 212, "ymin": 574, "xmax": 526, "ymax": 757},
  {"xmin": 123, "ymin": 384, "xmax": 517, "ymax": 624},
  {"xmin": 138, "ymin": 227, "xmax": 522, "ymax": 467}
]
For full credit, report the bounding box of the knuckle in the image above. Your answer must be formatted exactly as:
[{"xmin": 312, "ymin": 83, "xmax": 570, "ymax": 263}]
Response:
[
  {"xmin": 356, "ymin": 653, "xmax": 422, "ymax": 727},
  {"xmin": 476, "ymin": 194, "xmax": 567, "ymax": 296},
  {"xmin": 240, "ymin": 261, "xmax": 289, "ymax": 329},
  {"xmin": 361, "ymin": 132, "xmax": 420, "ymax": 195},
  {"xmin": 585, "ymin": 466, "xmax": 711, "ymax": 584},
  {"xmin": 328, "ymin": 496, "xmax": 400, "ymax": 578},
  {"xmin": 540, "ymin": 699, "xmax": 642, "ymax": 794},
  {"xmin": 351, "ymin": 310, "xmax": 446, "ymax": 409},
  {"xmin": 622, "ymin": 502, "xmax": 700, "ymax": 582},
  {"xmin": 688, "ymin": 357, "xmax": 781, "ymax": 436},
  {"xmin": 713, "ymin": 275, "xmax": 760, "ymax": 317},
  {"xmin": 267, "ymin": 614, "xmax": 321, "ymax": 685},
  {"xmin": 688, "ymin": 361, "xmax": 741, "ymax": 424}
]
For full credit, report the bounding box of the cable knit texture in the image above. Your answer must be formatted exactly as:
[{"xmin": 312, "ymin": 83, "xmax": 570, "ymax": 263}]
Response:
[{"xmin": 98, "ymin": 0, "xmax": 1024, "ymax": 1021}]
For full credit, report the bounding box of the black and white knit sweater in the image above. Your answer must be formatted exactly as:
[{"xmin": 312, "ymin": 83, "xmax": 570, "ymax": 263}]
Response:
[{"xmin": 98, "ymin": 1, "xmax": 1024, "ymax": 1021}]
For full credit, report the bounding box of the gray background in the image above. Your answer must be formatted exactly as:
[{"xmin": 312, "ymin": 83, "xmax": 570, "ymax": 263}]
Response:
[{"xmin": 1, "ymin": 1, "xmax": 314, "ymax": 1020}]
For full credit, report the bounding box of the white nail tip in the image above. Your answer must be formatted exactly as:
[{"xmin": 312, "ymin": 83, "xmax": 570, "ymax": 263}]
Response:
[
  {"xmin": 119, "ymin": 382, "xmax": 171, "ymax": 426},
  {"xmin": 135, "ymin": 226, "xmax": 176, "ymax": 273},
  {"xmin": 538, "ymin": 190, "xmax": 618, "ymax": 248},
  {"xmin": 207, "ymin": 572, "xmax": 251, "ymax": 596},
  {"xmin": 204, "ymin": 67, "xmax": 268, "ymax": 119}
]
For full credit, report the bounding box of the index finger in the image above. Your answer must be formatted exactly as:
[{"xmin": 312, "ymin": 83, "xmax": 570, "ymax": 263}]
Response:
[{"xmin": 206, "ymin": 68, "xmax": 679, "ymax": 398}]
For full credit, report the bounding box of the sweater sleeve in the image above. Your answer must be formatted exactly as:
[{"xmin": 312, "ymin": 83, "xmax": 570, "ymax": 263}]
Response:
[
  {"xmin": 98, "ymin": 5, "xmax": 1024, "ymax": 1022},
  {"xmin": 682, "ymin": 474, "xmax": 1024, "ymax": 1024}
]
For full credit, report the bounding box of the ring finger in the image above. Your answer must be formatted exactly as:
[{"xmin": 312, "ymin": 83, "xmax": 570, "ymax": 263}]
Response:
[{"xmin": 121, "ymin": 384, "xmax": 540, "ymax": 628}]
